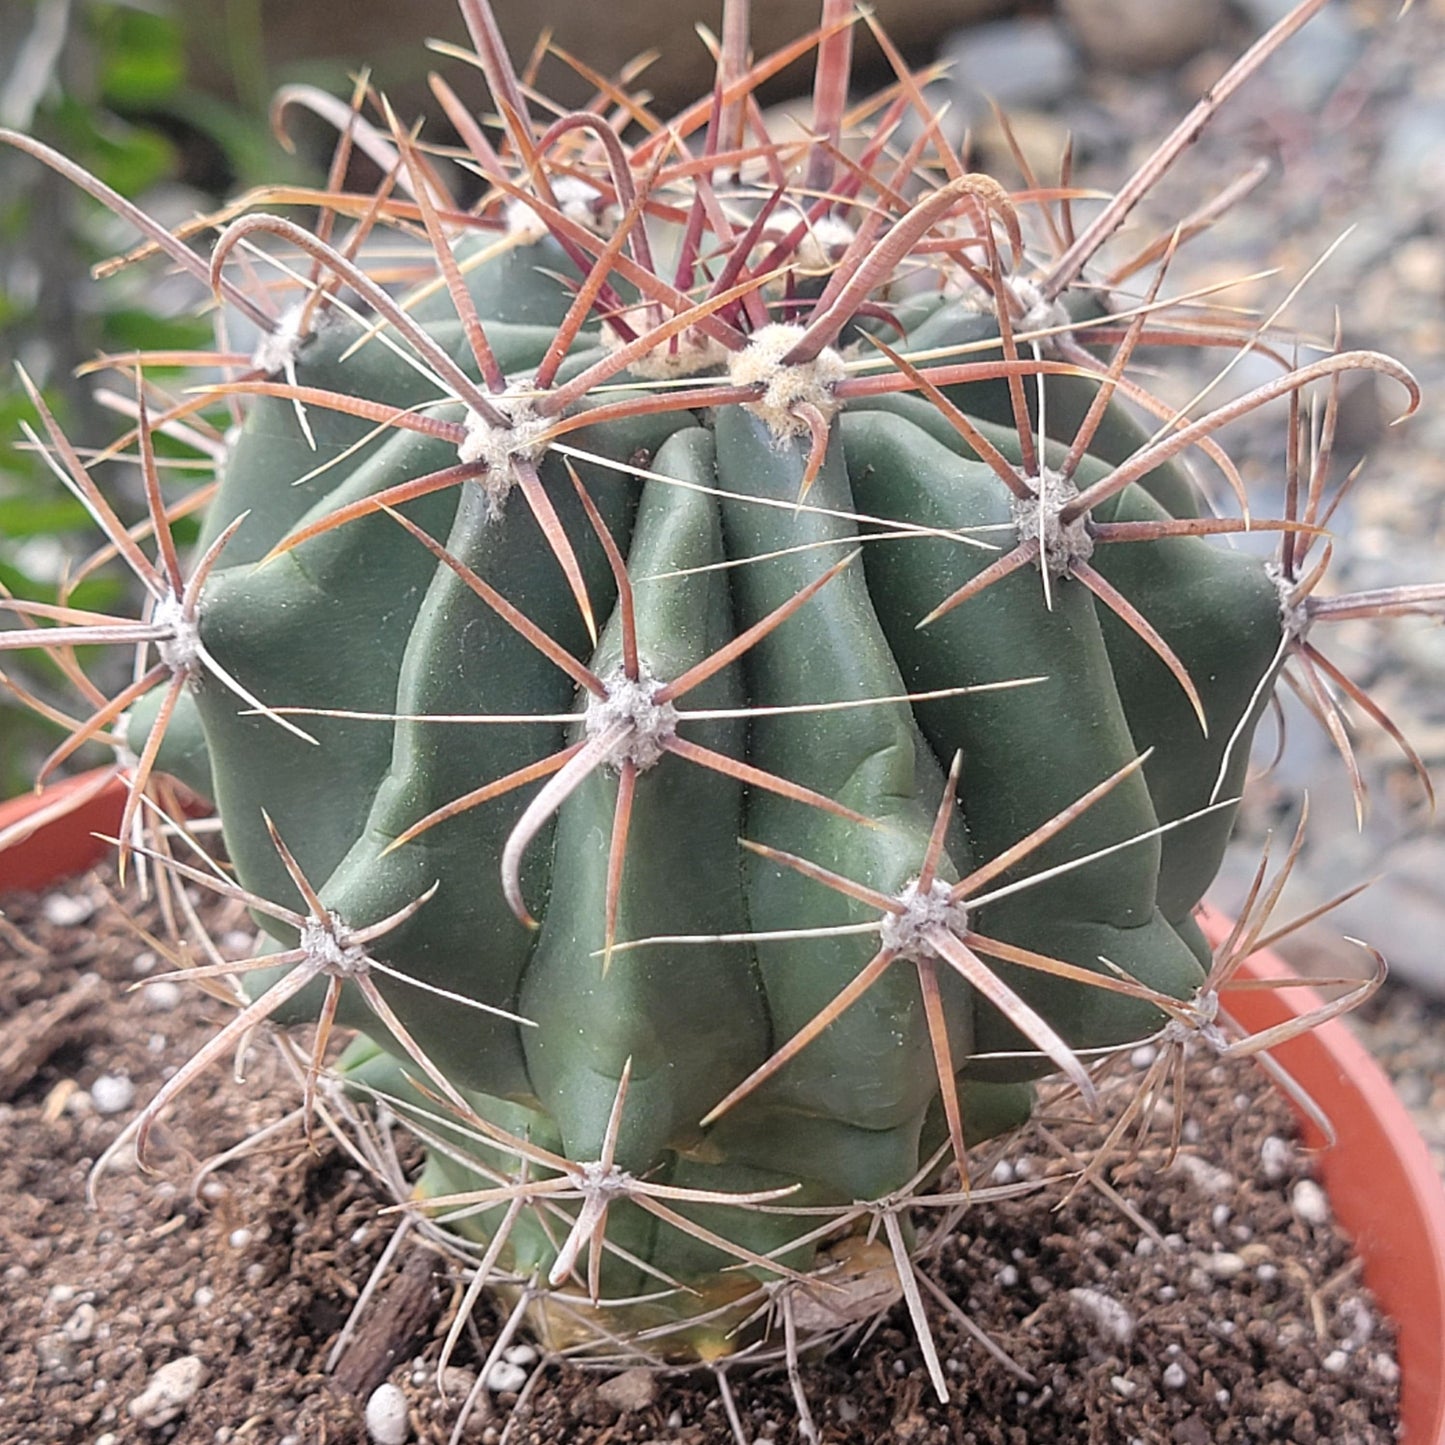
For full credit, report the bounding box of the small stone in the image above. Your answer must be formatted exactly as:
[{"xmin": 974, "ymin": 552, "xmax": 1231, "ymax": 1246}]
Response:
[
  {"xmin": 96, "ymin": 1434, "xmax": 118, "ymax": 1445},
  {"xmin": 142, "ymin": 981, "xmax": 183, "ymax": 1013},
  {"xmin": 1059, "ymin": 0, "xmax": 1227, "ymax": 72},
  {"xmin": 1069, "ymin": 1287, "xmax": 1136, "ymax": 1345},
  {"xmin": 1372, "ymin": 1353, "xmax": 1401, "ymax": 1385},
  {"xmin": 1162, "ymin": 1361, "xmax": 1188, "ymax": 1389},
  {"xmin": 1260, "ymin": 1133, "xmax": 1293, "ymax": 1180},
  {"xmin": 501, "ymin": 1343, "xmax": 537, "ymax": 1367},
  {"xmin": 997, "ymin": 1264, "xmax": 1019, "ymax": 1287},
  {"xmin": 1173, "ymin": 1153, "xmax": 1234, "ymax": 1196},
  {"xmin": 439, "ymin": 1367, "xmax": 477, "ymax": 1399},
  {"xmin": 63, "ymin": 1303, "xmax": 98, "ymax": 1342},
  {"xmin": 484, "ymin": 1360, "xmax": 527, "ymax": 1394},
  {"xmin": 1291, "ymin": 1179, "xmax": 1331, "ymax": 1227},
  {"xmin": 90, "ymin": 1075, "xmax": 135, "ymax": 1115},
  {"xmin": 596, "ymin": 1367, "xmax": 657, "ymax": 1413},
  {"xmin": 228, "ymin": 1228, "xmax": 253, "ymax": 1250},
  {"xmin": 939, "ymin": 17, "xmax": 1080, "ymax": 118},
  {"xmin": 1172, "ymin": 1420, "xmax": 1211, "ymax": 1445},
  {"xmin": 1322, "ymin": 1349, "xmax": 1350, "ymax": 1374},
  {"xmin": 1111, "ymin": 1374, "xmax": 1138, "ymax": 1398},
  {"xmin": 43, "ymin": 892, "xmax": 96, "ymax": 927},
  {"xmin": 1199, "ymin": 1252, "xmax": 1247, "ymax": 1280},
  {"xmin": 364, "ymin": 1382, "xmax": 409, "ymax": 1445},
  {"xmin": 37, "ymin": 1332, "xmax": 77, "ymax": 1377},
  {"xmin": 128, "ymin": 1355, "xmax": 206, "ymax": 1428},
  {"xmin": 1235, "ymin": 0, "xmax": 1363, "ymax": 110}
]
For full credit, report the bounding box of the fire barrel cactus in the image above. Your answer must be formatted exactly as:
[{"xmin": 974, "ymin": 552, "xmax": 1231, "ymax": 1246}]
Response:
[{"xmin": 3, "ymin": 0, "xmax": 1439, "ymax": 1374}]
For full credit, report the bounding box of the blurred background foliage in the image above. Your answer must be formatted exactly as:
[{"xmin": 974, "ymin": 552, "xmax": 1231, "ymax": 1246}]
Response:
[{"xmin": 0, "ymin": 0, "xmax": 307, "ymax": 797}]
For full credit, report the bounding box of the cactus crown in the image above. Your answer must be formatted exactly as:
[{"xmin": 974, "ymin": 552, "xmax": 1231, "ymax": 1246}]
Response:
[{"xmin": 3, "ymin": 0, "xmax": 1443, "ymax": 1404}]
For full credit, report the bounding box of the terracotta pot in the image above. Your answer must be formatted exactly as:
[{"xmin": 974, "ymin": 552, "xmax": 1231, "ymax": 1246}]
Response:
[
  {"xmin": 4, "ymin": 772, "xmax": 1444, "ymax": 1439},
  {"xmin": 1200, "ymin": 905, "xmax": 1445, "ymax": 1445}
]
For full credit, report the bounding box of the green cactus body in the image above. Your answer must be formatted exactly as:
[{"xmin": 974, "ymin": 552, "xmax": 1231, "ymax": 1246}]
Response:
[{"xmin": 125, "ymin": 240, "xmax": 1289, "ymax": 1333}]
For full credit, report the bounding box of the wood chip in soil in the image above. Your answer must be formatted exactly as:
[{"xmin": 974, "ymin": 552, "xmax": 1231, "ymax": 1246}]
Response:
[{"xmin": 0, "ymin": 867, "xmax": 1401, "ymax": 1443}]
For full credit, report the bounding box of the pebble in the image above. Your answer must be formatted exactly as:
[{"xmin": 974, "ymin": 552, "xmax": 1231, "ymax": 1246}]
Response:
[
  {"xmin": 1235, "ymin": 0, "xmax": 1364, "ymax": 110},
  {"xmin": 1068, "ymin": 1287, "xmax": 1136, "ymax": 1345},
  {"xmin": 43, "ymin": 892, "xmax": 96, "ymax": 927},
  {"xmin": 37, "ymin": 1331, "xmax": 77, "ymax": 1377},
  {"xmin": 1058, "ymin": 0, "xmax": 1227, "ymax": 72},
  {"xmin": 939, "ymin": 18, "xmax": 1079, "ymax": 119},
  {"xmin": 128, "ymin": 1355, "xmax": 206, "ymax": 1428},
  {"xmin": 1291, "ymin": 1178, "xmax": 1331, "ymax": 1227},
  {"xmin": 439, "ymin": 1366, "xmax": 477, "ymax": 1397},
  {"xmin": 1162, "ymin": 1361, "xmax": 1188, "ymax": 1390},
  {"xmin": 63, "ymin": 1303, "xmax": 98, "ymax": 1342},
  {"xmin": 595, "ymin": 1367, "xmax": 658, "ymax": 1413},
  {"xmin": 1173, "ymin": 1153, "xmax": 1235, "ymax": 1197},
  {"xmin": 484, "ymin": 1360, "xmax": 527, "ymax": 1394},
  {"xmin": 364, "ymin": 1382, "xmax": 409, "ymax": 1445},
  {"xmin": 89, "ymin": 1075, "xmax": 135, "ymax": 1116},
  {"xmin": 141, "ymin": 981, "xmax": 183, "ymax": 1012},
  {"xmin": 1322, "ymin": 1349, "xmax": 1351, "ymax": 1374},
  {"xmin": 501, "ymin": 1343, "xmax": 537, "ymax": 1367},
  {"xmin": 1259, "ymin": 1136, "xmax": 1292, "ymax": 1183},
  {"xmin": 1198, "ymin": 1251, "xmax": 1247, "ymax": 1280}
]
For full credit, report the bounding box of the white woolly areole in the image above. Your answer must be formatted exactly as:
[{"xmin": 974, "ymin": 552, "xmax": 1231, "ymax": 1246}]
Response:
[
  {"xmin": 1162, "ymin": 987, "xmax": 1229, "ymax": 1052},
  {"xmin": 1012, "ymin": 467, "xmax": 1095, "ymax": 577},
  {"xmin": 1009, "ymin": 277, "xmax": 1071, "ymax": 348},
  {"xmin": 727, "ymin": 324, "xmax": 846, "ymax": 439},
  {"xmin": 251, "ymin": 304, "xmax": 308, "ymax": 377},
  {"xmin": 584, "ymin": 668, "xmax": 679, "ymax": 770},
  {"xmin": 299, "ymin": 912, "xmax": 368, "ymax": 975},
  {"xmin": 1266, "ymin": 560, "xmax": 1310, "ymax": 640},
  {"xmin": 457, "ymin": 393, "xmax": 550, "ymax": 519},
  {"xmin": 879, "ymin": 877, "xmax": 970, "ymax": 961},
  {"xmin": 505, "ymin": 177, "xmax": 616, "ymax": 241},
  {"xmin": 762, "ymin": 206, "xmax": 857, "ymax": 275},
  {"xmin": 568, "ymin": 1159, "xmax": 635, "ymax": 1195},
  {"xmin": 601, "ymin": 308, "xmax": 729, "ymax": 380},
  {"xmin": 152, "ymin": 592, "xmax": 202, "ymax": 675}
]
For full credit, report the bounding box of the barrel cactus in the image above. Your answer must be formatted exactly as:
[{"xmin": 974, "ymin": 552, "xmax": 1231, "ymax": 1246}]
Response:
[{"xmin": 4, "ymin": 0, "xmax": 1440, "ymax": 1385}]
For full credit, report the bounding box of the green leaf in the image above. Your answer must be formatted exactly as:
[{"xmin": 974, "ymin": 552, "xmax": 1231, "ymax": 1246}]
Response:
[{"xmin": 93, "ymin": 5, "xmax": 186, "ymax": 108}]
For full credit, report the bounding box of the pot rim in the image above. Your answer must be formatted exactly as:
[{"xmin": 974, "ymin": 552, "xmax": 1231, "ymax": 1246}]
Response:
[{"xmin": 4, "ymin": 771, "xmax": 1444, "ymax": 1440}]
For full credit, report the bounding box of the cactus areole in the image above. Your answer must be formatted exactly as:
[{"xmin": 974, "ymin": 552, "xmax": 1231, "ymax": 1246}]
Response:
[{"xmin": 2, "ymin": 0, "xmax": 1436, "ymax": 1374}]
